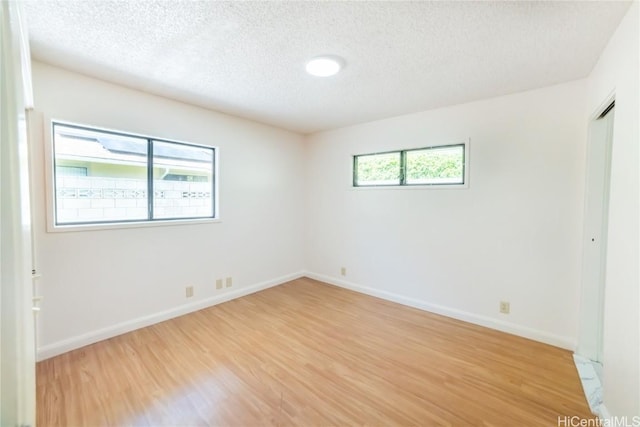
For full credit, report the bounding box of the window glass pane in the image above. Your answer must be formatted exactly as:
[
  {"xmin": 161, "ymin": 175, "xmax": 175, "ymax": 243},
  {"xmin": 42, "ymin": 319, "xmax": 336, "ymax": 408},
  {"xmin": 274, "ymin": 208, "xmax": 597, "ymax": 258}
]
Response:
[
  {"xmin": 405, "ymin": 145, "xmax": 464, "ymax": 185},
  {"xmin": 152, "ymin": 141, "xmax": 214, "ymax": 219},
  {"xmin": 53, "ymin": 124, "xmax": 149, "ymax": 224},
  {"xmin": 355, "ymin": 152, "xmax": 401, "ymax": 186},
  {"xmin": 56, "ymin": 165, "xmax": 87, "ymax": 176}
]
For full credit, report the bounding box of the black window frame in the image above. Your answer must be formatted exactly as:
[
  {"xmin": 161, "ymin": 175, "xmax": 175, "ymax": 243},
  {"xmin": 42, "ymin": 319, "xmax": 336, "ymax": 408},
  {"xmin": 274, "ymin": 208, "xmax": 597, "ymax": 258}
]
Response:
[
  {"xmin": 51, "ymin": 121, "xmax": 217, "ymax": 227},
  {"xmin": 353, "ymin": 143, "xmax": 466, "ymax": 188}
]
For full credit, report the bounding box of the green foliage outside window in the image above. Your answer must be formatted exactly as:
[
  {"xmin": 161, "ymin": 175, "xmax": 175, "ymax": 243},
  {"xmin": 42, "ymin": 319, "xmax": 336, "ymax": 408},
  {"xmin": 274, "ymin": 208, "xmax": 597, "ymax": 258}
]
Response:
[
  {"xmin": 406, "ymin": 147, "xmax": 463, "ymax": 183},
  {"xmin": 356, "ymin": 153, "xmax": 401, "ymax": 184},
  {"xmin": 354, "ymin": 144, "xmax": 465, "ymax": 186}
]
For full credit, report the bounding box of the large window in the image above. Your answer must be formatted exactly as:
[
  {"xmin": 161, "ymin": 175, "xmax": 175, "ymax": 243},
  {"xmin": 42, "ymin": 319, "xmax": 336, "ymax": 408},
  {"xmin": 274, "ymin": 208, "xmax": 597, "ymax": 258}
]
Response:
[
  {"xmin": 353, "ymin": 143, "xmax": 467, "ymax": 187},
  {"xmin": 51, "ymin": 122, "xmax": 216, "ymax": 226}
]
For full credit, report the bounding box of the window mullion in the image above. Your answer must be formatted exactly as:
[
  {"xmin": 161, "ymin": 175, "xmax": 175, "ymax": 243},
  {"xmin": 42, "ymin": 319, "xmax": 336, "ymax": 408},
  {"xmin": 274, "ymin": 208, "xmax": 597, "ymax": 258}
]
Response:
[
  {"xmin": 211, "ymin": 149, "xmax": 216, "ymax": 218},
  {"xmin": 400, "ymin": 150, "xmax": 406, "ymax": 185},
  {"xmin": 148, "ymin": 139, "xmax": 154, "ymax": 220}
]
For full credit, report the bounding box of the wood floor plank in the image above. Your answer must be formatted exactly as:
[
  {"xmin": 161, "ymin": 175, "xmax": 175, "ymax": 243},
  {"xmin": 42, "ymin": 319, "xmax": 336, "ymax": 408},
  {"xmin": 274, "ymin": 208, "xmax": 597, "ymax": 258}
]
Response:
[{"xmin": 37, "ymin": 277, "xmax": 594, "ymax": 426}]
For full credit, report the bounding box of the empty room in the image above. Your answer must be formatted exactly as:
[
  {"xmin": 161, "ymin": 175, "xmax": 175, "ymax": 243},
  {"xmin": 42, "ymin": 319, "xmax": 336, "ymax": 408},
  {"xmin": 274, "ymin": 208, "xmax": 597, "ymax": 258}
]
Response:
[{"xmin": 1, "ymin": 1, "xmax": 638, "ymax": 426}]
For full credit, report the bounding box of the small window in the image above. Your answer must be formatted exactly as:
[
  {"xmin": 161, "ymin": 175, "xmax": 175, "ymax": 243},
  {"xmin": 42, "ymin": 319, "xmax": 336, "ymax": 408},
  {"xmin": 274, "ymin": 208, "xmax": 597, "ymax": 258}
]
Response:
[
  {"xmin": 51, "ymin": 122, "xmax": 216, "ymax": 226},
  {"xmin": 353, "ymin": 143, "xmax": 467, "ymax": 187}
]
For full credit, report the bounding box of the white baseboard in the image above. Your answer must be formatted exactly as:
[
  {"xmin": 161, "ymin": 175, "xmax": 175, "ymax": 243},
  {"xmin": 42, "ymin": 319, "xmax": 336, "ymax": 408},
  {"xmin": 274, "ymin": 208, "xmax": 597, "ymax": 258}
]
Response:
[
  {"xmin": 39, "ymin": 271, "xmax": 576, "ymax": 360},
  {"xmin": 37, "ymin": 271, "xmax": 305, "ymax": 361},
  {"xmin": 304, "ymin": 271, "xmax": 576, "ymax": 350}
]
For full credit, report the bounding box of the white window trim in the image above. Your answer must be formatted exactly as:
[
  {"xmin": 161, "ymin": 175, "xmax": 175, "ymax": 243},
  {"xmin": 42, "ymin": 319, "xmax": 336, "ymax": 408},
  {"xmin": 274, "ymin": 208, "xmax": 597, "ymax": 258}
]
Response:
[
  {"xmin": 350, "ymin": 139, "xmax": 470, "ymax": 190},
  {"xmin": 44, "ymin": 118, "xmax": 221, "ymax": 232}
]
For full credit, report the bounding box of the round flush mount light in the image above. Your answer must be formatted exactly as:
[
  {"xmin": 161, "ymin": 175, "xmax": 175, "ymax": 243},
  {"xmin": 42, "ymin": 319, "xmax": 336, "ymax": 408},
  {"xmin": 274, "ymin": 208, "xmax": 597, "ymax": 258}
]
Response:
[{"xmin": 305, "ymin": 55, "xmax": 344, "ymax": 77}]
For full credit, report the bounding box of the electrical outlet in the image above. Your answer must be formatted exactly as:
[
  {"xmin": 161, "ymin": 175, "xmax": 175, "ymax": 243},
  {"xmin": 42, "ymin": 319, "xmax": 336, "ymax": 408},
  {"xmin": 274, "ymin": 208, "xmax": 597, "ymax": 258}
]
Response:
[
  {"xmin": 216, "ymin": 279, "xmax": 223, "ymax": 290},
  {"xmin": 340, "ymin": 267, "xmax": 346, "ymax": 276},
  {"xmin": 225, "ymin": 277, "xmax": 232, "ymax": 288},
  {"xmin": 186, "ymin": 286, "xmax": 194, "ymax": 298},
  {"xmin": 499, "ymin": 301, "xmax": 510, "ymax": 314}
]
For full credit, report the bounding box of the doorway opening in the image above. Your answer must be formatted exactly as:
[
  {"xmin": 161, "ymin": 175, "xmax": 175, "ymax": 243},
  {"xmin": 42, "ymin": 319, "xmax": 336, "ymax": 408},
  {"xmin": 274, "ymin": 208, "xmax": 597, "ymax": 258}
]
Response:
[{"xmin": 575, "ymin": 98, "xmax": 615, "ymax": 416}]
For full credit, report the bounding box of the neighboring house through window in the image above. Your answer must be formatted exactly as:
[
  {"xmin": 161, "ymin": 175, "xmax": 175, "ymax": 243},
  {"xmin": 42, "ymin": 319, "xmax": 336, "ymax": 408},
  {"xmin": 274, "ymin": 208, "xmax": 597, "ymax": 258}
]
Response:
[{"xmin": 51, "ymin": 121, "xmax": 217, "ymax": 227}]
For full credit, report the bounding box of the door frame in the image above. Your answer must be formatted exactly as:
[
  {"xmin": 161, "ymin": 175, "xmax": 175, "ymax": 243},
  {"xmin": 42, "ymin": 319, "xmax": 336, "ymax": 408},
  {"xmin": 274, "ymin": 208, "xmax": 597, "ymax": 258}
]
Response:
[
  {"xmin": 577, "ymin": 92, "xmax": 615, "ymax": 363},
  {"xmin": 0, "ymin": 2, "xmax": 36, "ymax": 425}
]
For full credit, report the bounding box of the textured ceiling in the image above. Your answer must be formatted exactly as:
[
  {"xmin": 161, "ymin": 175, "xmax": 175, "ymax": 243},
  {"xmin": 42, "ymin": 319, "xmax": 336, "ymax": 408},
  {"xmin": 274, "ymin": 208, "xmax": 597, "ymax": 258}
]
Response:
[{"xmin": 25, "ymin": 1, "xmax": 631, "ymax": 134}]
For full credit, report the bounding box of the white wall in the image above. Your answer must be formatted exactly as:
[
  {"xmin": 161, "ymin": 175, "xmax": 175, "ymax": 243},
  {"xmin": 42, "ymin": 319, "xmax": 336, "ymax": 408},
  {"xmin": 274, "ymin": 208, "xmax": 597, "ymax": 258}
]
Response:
[
  {"xmin": 586, "ymin": 2, "xmax": 639, "ymax": 418},
  {"xmin": 305, "ymin": 80, "xmax": 588, "ymax": 349},
  {"xmin": 30, "ymin": 62, "xmax": 306, "ymax": 359},
  {"xmin": 30, "ymin": 10, "xmax": 639, "ymax": 415}
]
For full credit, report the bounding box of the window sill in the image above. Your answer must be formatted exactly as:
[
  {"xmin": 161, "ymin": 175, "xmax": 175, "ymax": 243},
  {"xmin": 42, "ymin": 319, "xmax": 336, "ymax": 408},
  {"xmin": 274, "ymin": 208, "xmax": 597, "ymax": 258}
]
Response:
[
  {"xmin": 350, "ymin": 183, "xmax": 469, "ymax": 191},
  {"xmin": 47, "ymin": 217, "xmax": 221, "ymax": 233}
]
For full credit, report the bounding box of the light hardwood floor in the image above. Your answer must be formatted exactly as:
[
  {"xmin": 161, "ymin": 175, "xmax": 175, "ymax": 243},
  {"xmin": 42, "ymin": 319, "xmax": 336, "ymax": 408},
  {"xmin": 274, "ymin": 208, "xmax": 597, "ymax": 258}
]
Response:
[{"xmin": 37, "ymin": 277, "xmax": 593, "ymax": 426}]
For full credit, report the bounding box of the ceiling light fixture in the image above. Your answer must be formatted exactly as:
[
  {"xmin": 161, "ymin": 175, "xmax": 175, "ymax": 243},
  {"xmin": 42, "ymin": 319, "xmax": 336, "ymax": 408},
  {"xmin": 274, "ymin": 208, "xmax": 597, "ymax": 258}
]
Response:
[{"xmin": 305, "ymin": 55, "xmax": 344, "ymax": 77}]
